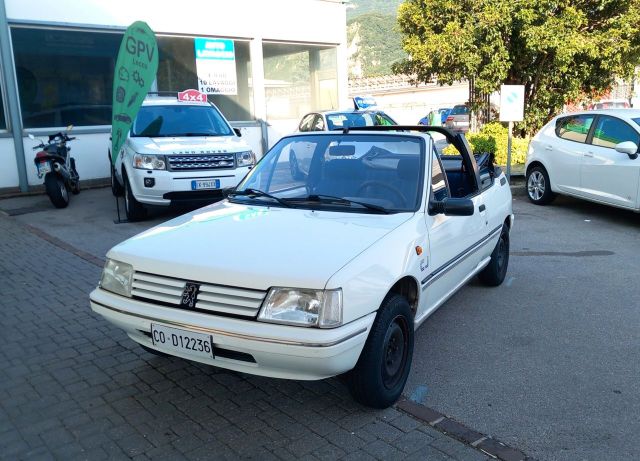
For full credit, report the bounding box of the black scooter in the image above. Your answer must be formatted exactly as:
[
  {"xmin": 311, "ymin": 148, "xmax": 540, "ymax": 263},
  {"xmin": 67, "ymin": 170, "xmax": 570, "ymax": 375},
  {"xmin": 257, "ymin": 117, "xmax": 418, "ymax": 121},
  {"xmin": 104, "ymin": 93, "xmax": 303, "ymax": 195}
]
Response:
[{"xmin": 29, "ymin": 125, "xmax": 80, "ymax": 208}]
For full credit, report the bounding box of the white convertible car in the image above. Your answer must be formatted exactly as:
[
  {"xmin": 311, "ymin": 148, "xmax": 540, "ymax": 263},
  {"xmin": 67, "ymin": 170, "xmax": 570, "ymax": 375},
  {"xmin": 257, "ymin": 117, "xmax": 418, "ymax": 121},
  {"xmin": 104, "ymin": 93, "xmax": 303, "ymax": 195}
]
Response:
[{"xmin": 91, "ymin": 126, "xmax": 513, "ymax": 408}]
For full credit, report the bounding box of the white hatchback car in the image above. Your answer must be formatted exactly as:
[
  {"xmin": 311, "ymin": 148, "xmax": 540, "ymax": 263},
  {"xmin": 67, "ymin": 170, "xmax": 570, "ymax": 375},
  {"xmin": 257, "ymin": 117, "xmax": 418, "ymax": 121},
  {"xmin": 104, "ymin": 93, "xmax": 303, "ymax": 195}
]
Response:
[
  {"xmin": 110, "ymin": 96, "xmax": 255, "ymax": 221},
  {"xmin": 526, "ymin": 109, "xmax": 640, "ymax": 210},
  {"xmin": 91, "ymin": 126, "xmax": 513, "ymax": 408}
]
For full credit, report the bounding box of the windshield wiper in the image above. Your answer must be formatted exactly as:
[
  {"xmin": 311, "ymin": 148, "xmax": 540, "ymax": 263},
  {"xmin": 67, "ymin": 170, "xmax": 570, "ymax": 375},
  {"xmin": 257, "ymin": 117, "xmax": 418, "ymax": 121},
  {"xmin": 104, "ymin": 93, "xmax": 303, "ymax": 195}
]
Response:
[
  {"xmin": 291, "ymin": 194, "xmax": 391, "ymax": 214},
  {"xmin": 228, "ymin": 188, "xmax": 292, "ymax": 207},
  {"xmin": 181, "ymin": 132, "xmax": 221, "ymax": 137}
]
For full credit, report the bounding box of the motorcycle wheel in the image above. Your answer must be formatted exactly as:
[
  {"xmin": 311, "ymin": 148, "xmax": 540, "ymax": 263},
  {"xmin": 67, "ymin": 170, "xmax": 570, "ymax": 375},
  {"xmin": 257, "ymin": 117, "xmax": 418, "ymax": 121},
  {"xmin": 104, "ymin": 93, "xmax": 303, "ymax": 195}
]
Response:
[
  {"xmin": 70, "ymin": 158, "xmax": 80, "ymax": 195},
  {"xmin": 44, "ymin": 173, "xmax": 70, "ymax": 208}
]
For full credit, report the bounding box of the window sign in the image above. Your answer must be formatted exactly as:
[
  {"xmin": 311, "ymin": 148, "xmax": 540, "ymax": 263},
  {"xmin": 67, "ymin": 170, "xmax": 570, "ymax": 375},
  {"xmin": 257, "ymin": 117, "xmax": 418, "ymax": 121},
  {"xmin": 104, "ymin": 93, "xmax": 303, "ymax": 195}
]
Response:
[{"xmin": 194, "ymin": 38, "xmax": 237, "ymax": 95}]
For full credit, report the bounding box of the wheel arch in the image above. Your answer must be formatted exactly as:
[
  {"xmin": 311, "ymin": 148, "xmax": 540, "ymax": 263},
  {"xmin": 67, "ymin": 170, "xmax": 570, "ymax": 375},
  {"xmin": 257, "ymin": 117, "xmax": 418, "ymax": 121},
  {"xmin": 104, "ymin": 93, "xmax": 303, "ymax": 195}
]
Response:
[
  {"xmin": 386, "ymin": 276, "xmax": 419, "ymax": 318},
  {"xmin": 526, "ymin": 160, "xmax": 555, "ymax": 193}
]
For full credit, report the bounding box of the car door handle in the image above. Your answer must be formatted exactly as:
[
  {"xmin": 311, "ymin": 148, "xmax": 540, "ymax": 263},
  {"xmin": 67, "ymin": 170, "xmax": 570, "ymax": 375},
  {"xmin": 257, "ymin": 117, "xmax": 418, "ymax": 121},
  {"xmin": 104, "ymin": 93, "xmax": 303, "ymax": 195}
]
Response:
[
  {"xmin": 545, "ymin": 145, "xmax": 553, "ymax": 151},
  {"xmin": 479, "ymin": 204, "xmax": 486, "ymax": 212},
  {"xmin": 584, "ymin": 152, "xmax": 594, "ymax": 158}
]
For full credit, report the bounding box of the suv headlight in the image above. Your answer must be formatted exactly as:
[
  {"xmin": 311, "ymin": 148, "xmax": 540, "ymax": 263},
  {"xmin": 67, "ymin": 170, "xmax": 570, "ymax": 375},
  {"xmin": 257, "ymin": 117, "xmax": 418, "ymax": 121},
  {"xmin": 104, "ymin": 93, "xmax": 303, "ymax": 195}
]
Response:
[
  {"xmin": 236, "ymin": 150, "xmax": 255, "ymax": 167},
  {"xmin": 258, "ymin": 288, "xmax": 342, "ymax": 328},
  {"xmin": 133, "ymin": 153, "xmax": 166, "ymax": 170},
  {"xmin": 99, "ymin": 259, "xmax": 133, "ymax": 297}
]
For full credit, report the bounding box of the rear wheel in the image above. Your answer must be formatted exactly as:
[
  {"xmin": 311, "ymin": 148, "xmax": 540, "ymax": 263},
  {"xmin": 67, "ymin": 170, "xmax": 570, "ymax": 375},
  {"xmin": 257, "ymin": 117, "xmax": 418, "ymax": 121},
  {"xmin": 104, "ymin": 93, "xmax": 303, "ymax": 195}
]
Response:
[
  {"xmin": 123, "ymin": 173, "xmax": 147, "ymax": 221},
  {"xmin": 526, "ymin": 165, "xmax": 555, "ymax": 205},
  {"xmin": 478, "ymin": 225, "xmax": 510, "ymax": 286},
  {"xmin": 44, "ymin": 173, "xmax": 69, "ymax": 208},
  {"xmin": 347, "ymin": 294, "xmax": 414, "ymax": 408},
  {"xmin": 70, "ymin": 158, "xmax": 80, "ymax": 195}
]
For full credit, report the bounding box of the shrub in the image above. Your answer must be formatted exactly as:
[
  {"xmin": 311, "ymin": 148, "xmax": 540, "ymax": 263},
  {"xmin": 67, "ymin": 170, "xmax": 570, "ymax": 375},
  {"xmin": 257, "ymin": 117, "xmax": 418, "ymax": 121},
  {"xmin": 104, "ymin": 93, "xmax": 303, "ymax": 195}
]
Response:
[{"xmin": 442, "ymin": 122, "xmax": 530, "ymax": 165}]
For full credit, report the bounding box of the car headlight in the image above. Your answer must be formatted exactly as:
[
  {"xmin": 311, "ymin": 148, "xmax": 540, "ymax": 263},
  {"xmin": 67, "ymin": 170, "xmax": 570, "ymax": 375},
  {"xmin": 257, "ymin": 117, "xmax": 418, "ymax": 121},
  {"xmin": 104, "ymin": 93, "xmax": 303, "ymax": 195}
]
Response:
[
  {"xmin": 236, "ymin": 150, "xmax": 255, "ymax": 167},
  {"xmin": 133, "ymin": 153, "xmax": 166, "ymax": 170},
  {"xmin": 258, "ymin": 288, "xmax": 342, "ymax": 328},
  {"xmin": 99, "ymin": 259, "xmax": 133, "ymax": 297}
]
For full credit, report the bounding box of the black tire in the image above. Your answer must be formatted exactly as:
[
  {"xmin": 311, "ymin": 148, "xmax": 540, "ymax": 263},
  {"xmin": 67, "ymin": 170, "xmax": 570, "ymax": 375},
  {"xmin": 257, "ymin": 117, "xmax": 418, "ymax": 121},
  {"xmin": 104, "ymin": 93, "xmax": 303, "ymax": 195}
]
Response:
[
  {"xmin": 526, "ymin": 165, "xmax": 556, "ymax": 205},
  {"xmin": 347, "ymin": 294, "xmax": 414, "ymax": 408},
  {"xmin": 123, "ymin": 173, "xmax": 147, "ymax": 221},
  {"xmin": 111, "ymin": 164, "xmax": 124, "ymax": 197},
  {"xmin": 44, "ymin": 173, "xmax": 70, "ymax": 208},
  {"xmin": 478, "ymin": 225, "xmax": 510, "ymax": 286}
]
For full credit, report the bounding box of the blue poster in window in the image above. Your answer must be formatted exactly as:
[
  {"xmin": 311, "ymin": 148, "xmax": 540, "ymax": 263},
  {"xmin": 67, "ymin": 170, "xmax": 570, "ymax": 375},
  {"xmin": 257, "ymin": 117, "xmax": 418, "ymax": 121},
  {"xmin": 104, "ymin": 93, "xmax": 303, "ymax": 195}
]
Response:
[{"xmin": 194, "ymin": 38, "xmax": 237, "ymax": 95}]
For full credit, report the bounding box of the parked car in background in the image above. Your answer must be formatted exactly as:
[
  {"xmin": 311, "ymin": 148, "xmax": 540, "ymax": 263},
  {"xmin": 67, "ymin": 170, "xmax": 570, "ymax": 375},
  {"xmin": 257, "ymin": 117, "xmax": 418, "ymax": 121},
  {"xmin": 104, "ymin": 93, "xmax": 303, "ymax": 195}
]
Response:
[
  {"xmin": 444, "ymin": 104, "xmax": 470, "ymax": 133},
  {"xmin": 91, "ymin": 126, "xmax": 513, "ymax": 409},
  {"xmin": 297, "ymin": 109, "xmax": 397, "ymax": 132},
  {"xmin": 588, "ymin": 99, "xmax": 630, "ymax": 110},
  {"xmin": 526, "ymin": 109, "xmax": 640, "ymax": 211},
  {"xmin": 109, "ymin": 95, "xmax": 255, "ymax": 221},
  {"xmin": 418, "ymin": 108, "xmax": 451, "ymax": 126}
]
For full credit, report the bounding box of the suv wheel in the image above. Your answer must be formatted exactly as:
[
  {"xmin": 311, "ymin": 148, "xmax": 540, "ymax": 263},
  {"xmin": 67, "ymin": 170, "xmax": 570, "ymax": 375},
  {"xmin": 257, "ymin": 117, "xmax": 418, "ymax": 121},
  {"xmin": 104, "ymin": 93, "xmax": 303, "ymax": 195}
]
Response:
[
  {"xmin": 526, "ymin": 165, "xmax": 555, "ymax": 205},
  {"xmin": 123, "ymin": 173, "xmax": 147, "ymax": 221},
  {"xmin": 347, "ymin": 294, "xmax": 414, "ymax": 408}
]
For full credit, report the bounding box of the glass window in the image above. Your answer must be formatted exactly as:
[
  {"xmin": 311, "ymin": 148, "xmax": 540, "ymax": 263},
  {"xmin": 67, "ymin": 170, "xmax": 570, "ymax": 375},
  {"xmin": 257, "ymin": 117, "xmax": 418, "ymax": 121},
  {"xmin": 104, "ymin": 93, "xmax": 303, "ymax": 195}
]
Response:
[
  {"xmin": 12, "ymin": 27, "xmax": 122, "ymax": 128},
  {"xmin": 0, "ymin": 68, "xmax": 6, "ymax": 130},
  {"xmin": 157, "ymin": 36, "xmax": 253, "ymax": 121},
  {"xmin": 234, "ymin": 134, "xmax": 424, "ymax": 213},
  {"xmin": 555, "ymin": 114, "xmax": 594, "ymax": 143},
  {"xmin": 131, "ymin": 104, "xmax": 232, "ymax": 137},
  {"xmin": 298, "ymin": 113, "xmax": 315, "ymax": 132},
  {"xmin": 431, "ymin": 151, "xmax": 449, "ymax": 202},
  {"xmin": 312, "ymin": 115, "xmax": 325, "ymax": 131},
  {"xmin": 590, "ymin": 116, "xmax": 640, "ymax": 148},
  {"xmin": 450, "ymin": 105, "xmax": 469, "ymax": 115},
  {"xmin": 263, "ymin": 43, "xmax": 338, "ymax": 121},
  {"xmin": 325, "ymin": 111, "xmax": 396, "ymax": 130}
]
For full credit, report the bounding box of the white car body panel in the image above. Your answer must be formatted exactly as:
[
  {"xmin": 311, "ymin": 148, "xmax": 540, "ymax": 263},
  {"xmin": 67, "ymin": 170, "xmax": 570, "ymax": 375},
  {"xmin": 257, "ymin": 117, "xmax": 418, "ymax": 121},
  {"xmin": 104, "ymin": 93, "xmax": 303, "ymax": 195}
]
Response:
[
  {"xmin": 527, "ymin": 109, "xmax": 640, "ymax": 211},
  {"xmin": 92, "ymin": 130, "xmax": 514, "ymax": 380}
]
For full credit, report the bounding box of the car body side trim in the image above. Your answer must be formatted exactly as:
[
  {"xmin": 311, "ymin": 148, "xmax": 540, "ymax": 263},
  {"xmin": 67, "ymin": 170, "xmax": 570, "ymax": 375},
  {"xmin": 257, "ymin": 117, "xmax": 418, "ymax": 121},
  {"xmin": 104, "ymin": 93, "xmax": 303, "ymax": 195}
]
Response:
[
  {"xmin": 92, "ymin": 300, "xmax": 367, "ymax": 348},
  {"xmin": 421, "ymin": 224, "xmax": 503, "ymax": 289}
]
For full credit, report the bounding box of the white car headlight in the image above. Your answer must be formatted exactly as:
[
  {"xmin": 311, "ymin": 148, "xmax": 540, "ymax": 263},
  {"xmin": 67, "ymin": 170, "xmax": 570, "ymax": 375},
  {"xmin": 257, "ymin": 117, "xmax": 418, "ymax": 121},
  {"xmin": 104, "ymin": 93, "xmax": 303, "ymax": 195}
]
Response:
[
  {"xmin": 99, "ymin": 259, "xmax": 133, "ymax": 297},
  {"xmin": 133, "ymin": 153, "xmax": 166, "ymax": 170},
  {"xmin": 236, "ymin": 150, "xmax": 255, "ymax": 167},
  {"xmin": 258, "ymin": 288, "xmax": 342, "ymax": 328}
]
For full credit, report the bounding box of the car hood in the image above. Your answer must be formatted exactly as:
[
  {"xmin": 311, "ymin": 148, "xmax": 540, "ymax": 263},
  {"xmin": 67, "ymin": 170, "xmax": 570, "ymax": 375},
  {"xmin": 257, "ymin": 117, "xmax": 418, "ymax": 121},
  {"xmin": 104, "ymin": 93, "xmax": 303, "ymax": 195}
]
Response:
[
  {"xmin": 108, "ymin": 201, "xmax": 413, "ymax": 290},
  {"xmin": 127, "ymin": 135, "xmax": 249, "ymax": 155}
]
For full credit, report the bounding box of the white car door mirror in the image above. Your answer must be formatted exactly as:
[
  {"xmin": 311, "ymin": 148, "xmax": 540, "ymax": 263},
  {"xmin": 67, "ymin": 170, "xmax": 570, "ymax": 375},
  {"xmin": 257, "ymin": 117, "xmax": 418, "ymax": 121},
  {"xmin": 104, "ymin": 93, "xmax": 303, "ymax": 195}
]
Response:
[
  {"xmin": 429, "ymin": 197, "xmax": 475, "ymax": 216},
  {"xmin": 615, "ymin": 141, "xmax": 638, "ymax": 159}
]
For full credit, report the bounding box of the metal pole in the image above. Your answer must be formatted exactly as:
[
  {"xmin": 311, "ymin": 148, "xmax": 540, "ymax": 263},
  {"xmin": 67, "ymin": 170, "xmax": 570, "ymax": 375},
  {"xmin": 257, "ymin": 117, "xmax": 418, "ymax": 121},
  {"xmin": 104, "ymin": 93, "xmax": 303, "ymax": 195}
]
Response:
[
  {"xmin": 506, "ymin": 120, "xmax": 513, "ymax": 183},
  {"xmin": 0, "ymin": 0, "xmax": 29, "ymax": 192}
]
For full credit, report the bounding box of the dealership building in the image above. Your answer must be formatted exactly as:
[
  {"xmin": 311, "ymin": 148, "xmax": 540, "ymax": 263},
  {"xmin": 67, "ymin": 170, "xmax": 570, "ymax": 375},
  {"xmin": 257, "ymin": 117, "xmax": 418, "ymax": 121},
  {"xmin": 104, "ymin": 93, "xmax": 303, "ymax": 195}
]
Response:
[{"xmin": 0, "ymin": 0, "xmax": 347, "ymax": 193}]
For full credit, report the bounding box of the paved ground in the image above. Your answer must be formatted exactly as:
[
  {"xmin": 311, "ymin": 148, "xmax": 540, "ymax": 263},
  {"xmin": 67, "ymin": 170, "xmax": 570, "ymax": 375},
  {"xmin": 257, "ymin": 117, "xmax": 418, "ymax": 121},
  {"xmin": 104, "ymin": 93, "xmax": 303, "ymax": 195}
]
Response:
[
  {"xmin": 0, "ymin": 191, "xmax": 494, "ymax": 460},
  {"xmin": 3, "ymin": 185, "xmax": 639, "ymax": 460}
]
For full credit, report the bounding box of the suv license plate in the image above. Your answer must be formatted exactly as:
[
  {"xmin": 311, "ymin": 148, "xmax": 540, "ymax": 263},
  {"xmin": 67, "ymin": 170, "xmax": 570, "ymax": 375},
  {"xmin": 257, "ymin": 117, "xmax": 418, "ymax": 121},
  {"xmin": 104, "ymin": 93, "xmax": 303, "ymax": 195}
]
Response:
[
  {"xmin": 191, "ymin": 179, "xmax": 220, "ymax": 190},
  {"xmin": 151, "ymin": 324, "xmax": 214, "ymax": 360}
]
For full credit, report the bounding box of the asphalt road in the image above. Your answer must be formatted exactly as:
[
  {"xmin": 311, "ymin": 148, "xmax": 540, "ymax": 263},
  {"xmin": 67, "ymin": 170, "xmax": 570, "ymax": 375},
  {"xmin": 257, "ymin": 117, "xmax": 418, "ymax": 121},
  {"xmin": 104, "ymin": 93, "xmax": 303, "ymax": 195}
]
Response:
[
  {"xmin": 2, "ymin": 187, "xmax": 639, "ymax": 460},
  {"xmin": 406, "ymin": 194, "xmax": 640, "ymax": 460}
]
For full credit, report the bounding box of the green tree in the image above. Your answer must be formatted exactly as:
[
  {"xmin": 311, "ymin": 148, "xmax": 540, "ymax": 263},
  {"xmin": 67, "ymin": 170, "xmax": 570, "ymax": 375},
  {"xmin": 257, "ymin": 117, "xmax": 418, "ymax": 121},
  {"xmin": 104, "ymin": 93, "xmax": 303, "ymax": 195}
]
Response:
[{"xmin": 394, "ymin": 0, "xmax": 640, "ymax": 135}]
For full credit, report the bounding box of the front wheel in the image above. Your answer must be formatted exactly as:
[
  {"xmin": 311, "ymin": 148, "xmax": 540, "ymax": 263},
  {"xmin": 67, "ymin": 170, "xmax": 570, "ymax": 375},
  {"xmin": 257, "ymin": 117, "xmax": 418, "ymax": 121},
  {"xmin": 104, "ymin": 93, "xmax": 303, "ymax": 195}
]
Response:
[
  {"xmin": 526, "ymin": 165, "xmax": 555, "ymax": 205},
  {"xmin": 123, "ymin": 173, "xmax": 147, "ymax": 221},
  {"xmin": 347, "ymin": 294, "xmax": 414, "ymax": 408},
  {"xmin": 44, "ymin": 173, "xmax": 69, "ymax": 208},
  {"xmin": 478, "ymin": 225, "xmax": 510, "ymax": 286}
]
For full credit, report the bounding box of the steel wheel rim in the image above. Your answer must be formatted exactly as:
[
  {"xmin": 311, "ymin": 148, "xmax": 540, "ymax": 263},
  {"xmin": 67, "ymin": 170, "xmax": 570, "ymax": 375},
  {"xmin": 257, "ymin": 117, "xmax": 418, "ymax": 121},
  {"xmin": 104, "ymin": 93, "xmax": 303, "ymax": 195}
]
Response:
[
  {"xmin": 60, "ymin": 181, "xmax": 68, "ymax": 201},
  {"xmin": 528, "ymin": 171, "xmax": 545, "ymax": 201},
  {"xmin": 382, "ymin": 315, "xmax": 409, "ymax": 389},
  {"xmin": 124, "ymin": 180, "xmax": 130, "ymax": 211}
]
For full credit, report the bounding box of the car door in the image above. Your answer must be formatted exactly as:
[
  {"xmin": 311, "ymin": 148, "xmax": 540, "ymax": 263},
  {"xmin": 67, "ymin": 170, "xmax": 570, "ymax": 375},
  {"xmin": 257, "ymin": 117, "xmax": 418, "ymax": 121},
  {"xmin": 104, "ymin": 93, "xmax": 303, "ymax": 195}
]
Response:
[
  {"xmin": 419, "ymin": 149, "xmax": 487, "ymax": 320},
  {"xmin": 580, "ymin": 115, "xmax": 640, "ymax": 209},
  {"xmin": 549, "ymin": 114, "xmax": 596, "ymax": 195}
]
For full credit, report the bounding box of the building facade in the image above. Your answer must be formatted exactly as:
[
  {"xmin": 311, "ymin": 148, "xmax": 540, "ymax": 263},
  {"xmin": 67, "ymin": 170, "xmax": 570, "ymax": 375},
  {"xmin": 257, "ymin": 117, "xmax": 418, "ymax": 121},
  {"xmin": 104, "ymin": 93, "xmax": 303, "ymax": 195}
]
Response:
[{"xmin": 0, "ymin": 0, "xmax": 347, "ymax": 193}]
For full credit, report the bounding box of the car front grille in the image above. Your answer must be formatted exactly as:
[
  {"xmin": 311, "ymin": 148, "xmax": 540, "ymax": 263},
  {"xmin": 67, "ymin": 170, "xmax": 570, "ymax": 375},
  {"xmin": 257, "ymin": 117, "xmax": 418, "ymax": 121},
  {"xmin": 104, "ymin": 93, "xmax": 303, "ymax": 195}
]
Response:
[
  {"xmin": 131, "ymin": 271, "xmax": 267, "ymax": 318},
  {"xmin": 167, "ymin": 154, "xmax": 235, "ymax": 171}
]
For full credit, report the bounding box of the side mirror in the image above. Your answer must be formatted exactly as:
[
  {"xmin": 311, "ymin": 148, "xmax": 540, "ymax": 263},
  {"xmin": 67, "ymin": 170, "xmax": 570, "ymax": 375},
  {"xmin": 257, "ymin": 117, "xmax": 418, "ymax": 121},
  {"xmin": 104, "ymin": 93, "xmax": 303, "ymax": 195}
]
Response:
[
  {"xmin": 429, "ymin": 197, "xmax": 475, "ymax": 216},
  {"xmin": 28, "ymin": 133, "xmax": 35, "ymax": 140},
  {"xmin": 615, "ymin": 141, "xmax": 638, "ymax": 159},
  {"xmin": 233, "ymin": 128, "xmax": 242, "ymax": 137}
]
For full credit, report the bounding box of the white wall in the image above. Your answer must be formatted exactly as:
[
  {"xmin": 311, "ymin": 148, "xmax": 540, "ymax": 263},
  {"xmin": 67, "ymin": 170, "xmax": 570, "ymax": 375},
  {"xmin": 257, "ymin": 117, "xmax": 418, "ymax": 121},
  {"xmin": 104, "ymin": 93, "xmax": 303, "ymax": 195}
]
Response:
[{"xmin": 0, "ymin": 137, "xmax": 19, "ymax": 188}]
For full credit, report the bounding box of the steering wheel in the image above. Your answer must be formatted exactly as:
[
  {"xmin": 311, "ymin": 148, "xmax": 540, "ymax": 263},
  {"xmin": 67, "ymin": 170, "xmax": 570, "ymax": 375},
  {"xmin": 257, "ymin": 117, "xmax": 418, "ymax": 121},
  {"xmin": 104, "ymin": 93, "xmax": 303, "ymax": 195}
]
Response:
[{"xmin": 356, "ymin": 180, "xmax": 407, "ymax": 206}]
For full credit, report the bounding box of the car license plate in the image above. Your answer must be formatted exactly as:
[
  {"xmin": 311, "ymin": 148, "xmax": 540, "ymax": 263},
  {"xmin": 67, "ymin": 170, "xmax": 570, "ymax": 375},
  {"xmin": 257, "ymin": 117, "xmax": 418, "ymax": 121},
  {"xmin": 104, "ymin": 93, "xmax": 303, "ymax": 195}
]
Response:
[
  {"xmin": 151, "ymin": 324, "xmax": 214, "ymax": 360},
  {"xmin": 191, "ymin": 179, "xmax": 220, "ymax": 190},
  {"xmin": 37, "ymin": 161, "xmax": 51, "ymax": 175}
]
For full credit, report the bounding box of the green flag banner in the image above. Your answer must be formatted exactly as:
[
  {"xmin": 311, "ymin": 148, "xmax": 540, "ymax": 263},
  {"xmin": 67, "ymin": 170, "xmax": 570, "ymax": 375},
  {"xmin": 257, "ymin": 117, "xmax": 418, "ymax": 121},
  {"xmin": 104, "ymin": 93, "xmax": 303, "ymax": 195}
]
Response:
[{"xmin": 111, "ymin": 21, "xmax": 158, "ymax": 165}]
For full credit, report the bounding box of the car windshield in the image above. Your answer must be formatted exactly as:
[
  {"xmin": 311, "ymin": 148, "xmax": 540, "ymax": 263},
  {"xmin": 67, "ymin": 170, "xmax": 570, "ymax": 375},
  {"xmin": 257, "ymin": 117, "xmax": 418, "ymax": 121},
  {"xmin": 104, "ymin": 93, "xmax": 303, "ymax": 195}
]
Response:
[
  {"xmin": 450, "ymin": 105, "xmax": 469, "ymax": 115},
  {"xmin": 325, "ymin": 112, "xmax": 395, "ymax": 130},
  {"xmin": 231, "ymin": 134, "xmax": 425, "ymax": 213},
  {"xmin": 131, "ymin": 104, "xmax": 233, "ymax": 137},
  {"xmin": 633, "ymin": 118, "xmax": 640, "ymax": 128}
]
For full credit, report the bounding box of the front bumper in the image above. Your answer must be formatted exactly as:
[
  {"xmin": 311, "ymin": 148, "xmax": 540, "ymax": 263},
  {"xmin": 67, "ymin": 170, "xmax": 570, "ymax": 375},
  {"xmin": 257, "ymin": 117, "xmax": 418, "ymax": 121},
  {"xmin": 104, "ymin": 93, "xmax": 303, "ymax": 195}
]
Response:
[
  {"xmin": 126, "ymin": 166, "xmax": 252, "ymax": 207},
  {"xmin": 90, "ymin": 288, "xmax": 373, "ymax": 380}
]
